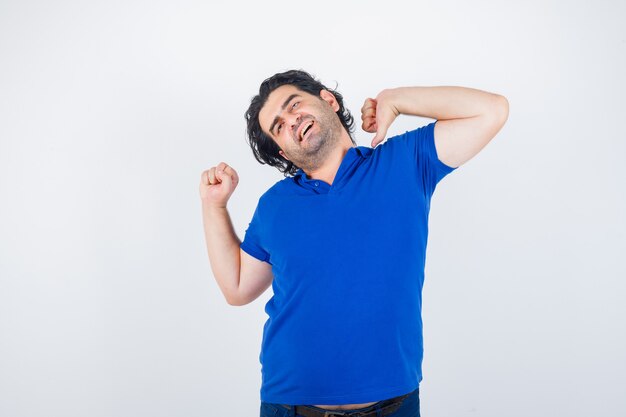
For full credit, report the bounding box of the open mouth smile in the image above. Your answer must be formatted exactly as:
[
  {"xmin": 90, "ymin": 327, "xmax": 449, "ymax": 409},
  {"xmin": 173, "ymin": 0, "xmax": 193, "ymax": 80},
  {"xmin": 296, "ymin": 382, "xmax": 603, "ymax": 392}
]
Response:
[{"xmin": 298, "ymin": 121, "xmax": 314, "ymax": 142}]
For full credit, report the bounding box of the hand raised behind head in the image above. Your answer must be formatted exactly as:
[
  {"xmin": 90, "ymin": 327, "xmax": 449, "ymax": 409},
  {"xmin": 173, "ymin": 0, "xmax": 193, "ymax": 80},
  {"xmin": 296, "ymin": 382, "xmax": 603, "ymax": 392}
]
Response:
[{"xmin": 360, "ymin": 90, "xmax": 400, "ymax": 148}]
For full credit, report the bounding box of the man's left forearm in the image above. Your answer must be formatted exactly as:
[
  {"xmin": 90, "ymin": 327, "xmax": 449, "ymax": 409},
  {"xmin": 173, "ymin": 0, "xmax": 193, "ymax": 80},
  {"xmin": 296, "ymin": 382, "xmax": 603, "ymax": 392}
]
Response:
[{"xmin": 380, "ymin": 86, "xmax": 506, "ymax": 121}]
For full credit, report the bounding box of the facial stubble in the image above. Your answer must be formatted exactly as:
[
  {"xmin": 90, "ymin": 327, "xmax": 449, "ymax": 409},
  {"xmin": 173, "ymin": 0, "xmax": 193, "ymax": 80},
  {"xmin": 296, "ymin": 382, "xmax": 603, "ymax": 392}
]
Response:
[{"xmin": 283, "ymin": 101, "xmax": 343, "ymax": 173}]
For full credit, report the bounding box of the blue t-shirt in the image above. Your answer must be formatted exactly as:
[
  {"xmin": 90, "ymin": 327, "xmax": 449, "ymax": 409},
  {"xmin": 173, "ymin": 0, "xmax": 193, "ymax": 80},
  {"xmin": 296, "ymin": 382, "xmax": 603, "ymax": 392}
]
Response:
[{"xmin": 240, "ymin": 120, "xmax": 457, "ymax": 405}]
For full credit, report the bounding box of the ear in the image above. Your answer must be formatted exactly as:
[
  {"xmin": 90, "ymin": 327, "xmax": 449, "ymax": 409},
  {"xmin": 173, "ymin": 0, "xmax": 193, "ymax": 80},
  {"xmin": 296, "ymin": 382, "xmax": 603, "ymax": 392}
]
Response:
[
  {"xmin": 319, "ymin": 89, "xmax": 340, "ymax": 112},
  {"xmin": 279, "ymin": 149, "xmax": 290, "ymax": 161}
]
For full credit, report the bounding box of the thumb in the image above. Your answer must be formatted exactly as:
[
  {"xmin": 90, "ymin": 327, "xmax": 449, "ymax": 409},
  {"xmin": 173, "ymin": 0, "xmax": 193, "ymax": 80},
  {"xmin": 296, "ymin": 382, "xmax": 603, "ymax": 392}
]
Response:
[
  {"xmin": 371, "ymin": 124, "xmax": 389, "ymax": 148},
  {"xmin": 216, "ymin": 169, "xmax": 231, "ymax": 188}
]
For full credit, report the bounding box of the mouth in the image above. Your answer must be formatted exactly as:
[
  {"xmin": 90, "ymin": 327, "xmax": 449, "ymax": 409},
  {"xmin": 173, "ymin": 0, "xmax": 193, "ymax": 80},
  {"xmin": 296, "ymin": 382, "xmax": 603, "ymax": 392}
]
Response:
[{"xmin": 298, "ymin": 120, "xmax": 314, "ymax": 142}]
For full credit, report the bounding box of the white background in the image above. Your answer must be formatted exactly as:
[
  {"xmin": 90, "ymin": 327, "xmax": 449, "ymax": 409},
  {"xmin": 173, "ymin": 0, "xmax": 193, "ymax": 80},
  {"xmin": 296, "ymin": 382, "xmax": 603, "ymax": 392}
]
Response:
[{"xmin": 1, "ymin": 0, "xmax": 625, "ymax": 416}]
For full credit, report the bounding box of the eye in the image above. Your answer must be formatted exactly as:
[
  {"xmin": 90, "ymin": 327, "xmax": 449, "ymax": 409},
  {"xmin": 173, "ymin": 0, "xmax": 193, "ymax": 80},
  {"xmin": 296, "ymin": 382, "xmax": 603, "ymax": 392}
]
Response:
[
  {"xmin": 292, "ymin": 101, "xmax": 299, "ymax": 109},
  {"xmin": 277, "ymin": 122, "xmax": 283, "ymax": 133}
]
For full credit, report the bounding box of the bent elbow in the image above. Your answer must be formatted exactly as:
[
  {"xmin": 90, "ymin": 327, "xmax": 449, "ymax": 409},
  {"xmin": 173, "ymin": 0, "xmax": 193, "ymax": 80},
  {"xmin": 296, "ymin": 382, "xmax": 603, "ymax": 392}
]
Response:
[
  {"xmin": 226, "ymin": 295, "xmax": 243, "ymax": 306},
  {"xmin": 495, "ymin": 95, "xmax": 509, "ymax": 124},
  {"xmin": 226, "ymin": 292, "xmax": 250, "ymax": 307}
]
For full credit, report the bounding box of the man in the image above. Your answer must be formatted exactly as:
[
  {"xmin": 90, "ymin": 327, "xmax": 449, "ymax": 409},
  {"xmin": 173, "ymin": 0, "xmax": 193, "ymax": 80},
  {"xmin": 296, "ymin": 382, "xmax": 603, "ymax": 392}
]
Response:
[{"xmin": 199, "ymin": 70, "xmax": 508, "ymax": 417}]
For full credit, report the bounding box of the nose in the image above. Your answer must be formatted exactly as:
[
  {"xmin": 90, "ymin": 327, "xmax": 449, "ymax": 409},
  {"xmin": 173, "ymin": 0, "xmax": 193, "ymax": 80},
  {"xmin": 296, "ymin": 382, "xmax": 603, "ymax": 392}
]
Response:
[{"xmin": 286, "ymin": 112, "xmax": 301, "ymax": 133}]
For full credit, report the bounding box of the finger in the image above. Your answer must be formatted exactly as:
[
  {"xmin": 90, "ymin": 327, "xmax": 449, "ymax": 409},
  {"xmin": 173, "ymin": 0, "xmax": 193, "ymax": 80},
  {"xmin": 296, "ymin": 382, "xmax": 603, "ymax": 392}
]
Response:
[
  {"xmin": 363, "ymin": 116, "xmax": 376, "ymax": 127},
  {"xmin": 215, "ymin": 165, "xmax": 228, "ymax": 180},
  {"xmin": 362, "ymin": 119, "xmax": 377, "ymax": 133},
  {"xmin": 215, "ymin": 166, "xmax": 226, "ymax": 181},
  {"xmin": 360, "ymin": 108, "xmax": 376, "ymax": 121},
  {"xmin": 361, "ymin": 99, "xmax": 376, "ymax": 114},
  {"xmin": 217, "ymin": 161, "xmax": 229, "ymax": 172},
  {"xmin": 201, "ymin": 170, "xmax": 209, "ymax": 185},
  {"xmin": 360, "ymin": 98, "xmax": 376, "ymax": 113},
  {"xmin": 225, "ymin": 165, "xmax": 239, "ymax": 184},
  {"xmin": 208, "ymin": 167, "xmax": 217, "ymax": 185},
  {"xmin": 218, "ymin": 163, "xmax": 238, "ymax": 185},
  {"xmin": 217, "ymin": 167, "xmax": 231, "ymax": 188}
]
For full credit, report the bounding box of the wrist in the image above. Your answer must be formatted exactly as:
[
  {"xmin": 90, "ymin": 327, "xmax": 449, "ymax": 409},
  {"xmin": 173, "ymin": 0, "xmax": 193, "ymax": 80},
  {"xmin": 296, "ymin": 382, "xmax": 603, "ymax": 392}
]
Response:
[
  {"xmin": 202, "ymin": 200, "xmax": 227, "ymax": 213},
  {"xmin": 377, "ymin": 88, "xmax": 402, "ymax": 116}
]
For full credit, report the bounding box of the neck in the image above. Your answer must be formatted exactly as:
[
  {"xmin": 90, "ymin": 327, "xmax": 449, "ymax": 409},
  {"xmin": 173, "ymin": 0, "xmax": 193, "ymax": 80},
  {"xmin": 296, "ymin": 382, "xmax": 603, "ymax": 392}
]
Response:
[{"xmin": 302, "ymin": 131, "xmax": 355, "ymax": 186}]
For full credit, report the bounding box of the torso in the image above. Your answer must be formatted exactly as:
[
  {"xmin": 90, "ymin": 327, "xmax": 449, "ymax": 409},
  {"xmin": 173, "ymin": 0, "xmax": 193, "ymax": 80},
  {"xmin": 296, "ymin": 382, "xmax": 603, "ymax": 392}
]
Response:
[{"xmin": 312, "ymin": 401, "xmax": 378, "ymax": 410}]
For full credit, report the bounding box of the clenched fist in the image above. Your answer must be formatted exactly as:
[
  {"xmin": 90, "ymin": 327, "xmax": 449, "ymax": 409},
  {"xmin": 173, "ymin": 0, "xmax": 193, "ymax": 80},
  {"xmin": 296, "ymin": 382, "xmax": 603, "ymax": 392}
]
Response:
[
  {"xmin": 199, "ymin": 162, "xmax": 239, "ymax": 208},
  {"xmin": 360, "ymin": 89, "xmax": 400, "ymax": 148}
]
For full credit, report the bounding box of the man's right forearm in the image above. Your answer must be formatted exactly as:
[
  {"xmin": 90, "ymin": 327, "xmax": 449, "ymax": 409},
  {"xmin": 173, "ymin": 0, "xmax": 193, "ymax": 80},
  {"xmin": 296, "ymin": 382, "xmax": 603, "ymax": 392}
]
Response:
[{"xmin": 201, "ymin": 201, "xmax": 241, "ymax": 304}]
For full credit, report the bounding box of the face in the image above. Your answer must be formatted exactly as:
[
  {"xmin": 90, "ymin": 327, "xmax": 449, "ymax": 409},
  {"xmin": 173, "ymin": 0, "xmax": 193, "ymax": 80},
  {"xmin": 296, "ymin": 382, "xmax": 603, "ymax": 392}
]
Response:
[{"xmin": 258, "ymin": 84, "xmax": 343, "ymax": 172}]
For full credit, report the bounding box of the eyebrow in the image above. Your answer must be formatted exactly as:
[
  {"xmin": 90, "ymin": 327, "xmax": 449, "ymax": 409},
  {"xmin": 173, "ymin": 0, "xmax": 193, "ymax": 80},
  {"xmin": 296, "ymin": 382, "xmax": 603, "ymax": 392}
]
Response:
[{"xmin": 268, "ymin": 94, "xmax": 301, "ymax": 136}]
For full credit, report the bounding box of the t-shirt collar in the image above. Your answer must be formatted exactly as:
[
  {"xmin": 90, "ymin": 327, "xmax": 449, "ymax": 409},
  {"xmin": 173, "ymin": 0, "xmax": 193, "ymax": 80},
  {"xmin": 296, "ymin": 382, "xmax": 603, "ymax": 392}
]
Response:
[{"xmin": 293, "ymin": 146, "xmax": 371, "ymax": 192}]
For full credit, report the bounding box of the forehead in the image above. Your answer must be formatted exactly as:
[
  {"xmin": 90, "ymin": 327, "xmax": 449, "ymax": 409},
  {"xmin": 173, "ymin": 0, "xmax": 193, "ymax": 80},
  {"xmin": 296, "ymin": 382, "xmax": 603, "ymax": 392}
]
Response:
[{"xmin": 259, "ymin": 84, "xmax": 311, "ymax": 134}]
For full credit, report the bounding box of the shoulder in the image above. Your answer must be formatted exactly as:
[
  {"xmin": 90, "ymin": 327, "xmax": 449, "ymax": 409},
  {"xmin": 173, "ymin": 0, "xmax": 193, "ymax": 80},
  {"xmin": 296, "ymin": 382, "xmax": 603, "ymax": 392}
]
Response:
[{"xmin": 258, "ymin": 176, "xmax": 294, "ymax": 202}]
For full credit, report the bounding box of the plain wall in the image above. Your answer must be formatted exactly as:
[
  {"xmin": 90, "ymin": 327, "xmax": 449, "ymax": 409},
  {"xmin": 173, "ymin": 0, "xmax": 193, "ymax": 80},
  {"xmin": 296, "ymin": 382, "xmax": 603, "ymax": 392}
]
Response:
[{"xmin": 1, "ymin": 0, "xmax": 624, "ymax": 416}]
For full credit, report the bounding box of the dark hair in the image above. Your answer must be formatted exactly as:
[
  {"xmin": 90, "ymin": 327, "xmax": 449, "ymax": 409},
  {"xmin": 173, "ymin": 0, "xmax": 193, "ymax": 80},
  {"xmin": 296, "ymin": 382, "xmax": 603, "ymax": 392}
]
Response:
[{"xmin": 244, "ymin": 69, "xmax": 356, "ymax": 177}]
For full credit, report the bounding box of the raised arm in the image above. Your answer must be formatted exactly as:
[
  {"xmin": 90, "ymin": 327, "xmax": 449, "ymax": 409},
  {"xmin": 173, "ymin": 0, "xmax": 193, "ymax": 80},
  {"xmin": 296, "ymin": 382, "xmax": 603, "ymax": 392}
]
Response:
[
  {"xmin": 361, "ymin": 86, "xmax": 509, "ymax": 168},
  {"xmin": 199, "ymin": 162, "xmax": 273, "ymax": 306}
]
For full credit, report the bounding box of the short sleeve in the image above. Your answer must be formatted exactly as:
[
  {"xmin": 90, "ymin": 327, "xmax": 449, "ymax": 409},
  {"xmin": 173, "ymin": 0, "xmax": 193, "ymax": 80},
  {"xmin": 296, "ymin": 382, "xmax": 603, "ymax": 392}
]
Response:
[
  {"xmin": 240, "ymin": 202, "xmax": 270, "ymax": 263},
  {"xmin": 391, "ymin": 120, "xmax": 457, "ymax": 197}
]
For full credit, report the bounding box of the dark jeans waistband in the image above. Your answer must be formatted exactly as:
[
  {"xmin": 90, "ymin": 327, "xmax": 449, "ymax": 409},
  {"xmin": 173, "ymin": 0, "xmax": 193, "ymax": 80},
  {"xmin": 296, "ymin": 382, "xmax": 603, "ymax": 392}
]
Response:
[{"xmin": 279, "ymin": 387, "xmax": 418, "ymax": 415}]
